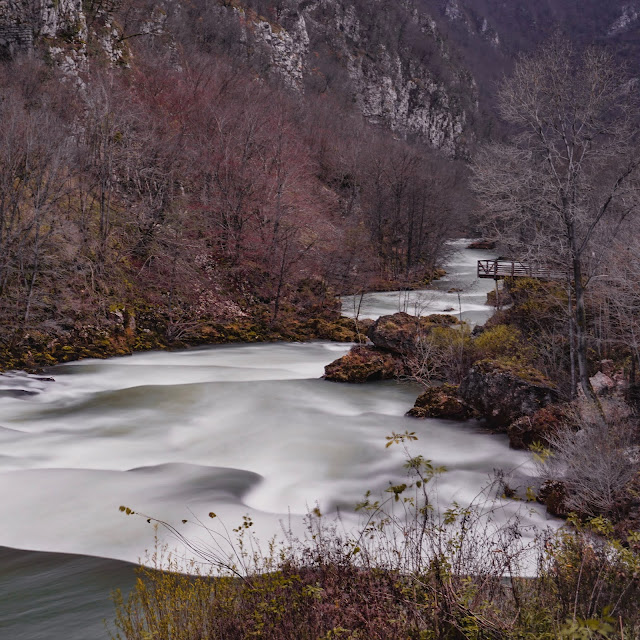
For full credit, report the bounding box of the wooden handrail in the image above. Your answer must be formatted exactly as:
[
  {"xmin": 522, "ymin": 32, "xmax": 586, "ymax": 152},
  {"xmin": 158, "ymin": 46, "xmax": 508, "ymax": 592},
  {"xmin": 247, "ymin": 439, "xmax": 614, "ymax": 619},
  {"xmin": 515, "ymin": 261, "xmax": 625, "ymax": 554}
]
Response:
[{"xmin": 477, "ymin": 259, "xmax": 565, "ymax": 280}]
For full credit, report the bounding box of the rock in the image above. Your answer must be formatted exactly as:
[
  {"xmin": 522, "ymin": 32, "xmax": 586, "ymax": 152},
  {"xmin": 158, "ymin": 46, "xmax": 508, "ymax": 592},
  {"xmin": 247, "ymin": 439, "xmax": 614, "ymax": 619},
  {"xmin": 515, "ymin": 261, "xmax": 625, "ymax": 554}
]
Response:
[
  {"xmin": 324, "ymin": 346, "xmax": 402, "ymax": 383},
  {"xmin": 239, "ymin": 2, "xmax": 471, "ymax": 154},
  {"xmin": 485, "ymin": 288, "xmax": 512, "ymax": 307},
  {"xmin": 538, "ymin": 480, "xmax": 568, "ymax": 517},
  {"xmin": 588, "ymin": 367, "xmax": 628, "ymax": 398},
  {"xmin": 467, "ymin": 240, "xmax": 496, "ymax": 250},
  {"xmin": 367, "ymin": 312, "xmax": 457, "ymax": 356},
  {"xmin": 459, "ymin": 359, "xmax": 559, "ymax": 431},
  {"xmin": 355, "ymin": 318, "xmax": 375, "ymax": 334},
  {"xmin": 507, "ymin": 405, "xmax": 566, "ymax": 449},
  {"xmin": 590, "ymin": 371, "xmax": 616, "ymax": 396},
  {"xmin": 600, "ymin": 359, "xmax": 616, "ymax": 377},
  {"xmin": 407, "ymin": 384, "xmax": 469, "ymax": 420}
]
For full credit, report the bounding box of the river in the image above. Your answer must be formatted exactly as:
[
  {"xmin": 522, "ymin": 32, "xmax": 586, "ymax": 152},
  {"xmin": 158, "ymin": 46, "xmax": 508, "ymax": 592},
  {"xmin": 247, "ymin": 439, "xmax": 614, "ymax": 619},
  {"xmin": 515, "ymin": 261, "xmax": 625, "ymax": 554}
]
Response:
[{"xmin": 0, "ymin": 240, "xmax": 556, "ymax": 639}]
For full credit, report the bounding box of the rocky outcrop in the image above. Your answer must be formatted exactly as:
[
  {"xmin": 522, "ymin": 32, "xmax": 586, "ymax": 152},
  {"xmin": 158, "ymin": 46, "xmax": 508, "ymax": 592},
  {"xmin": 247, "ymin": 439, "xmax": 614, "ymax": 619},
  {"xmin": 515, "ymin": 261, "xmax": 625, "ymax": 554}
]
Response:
[
  {"xmin": 406, "ymin": 383, "xmax": 469, "ymax": 420},
  {"xmin": 324, "ymin": 312, "xmax": 459, "ymax": 384},
  {"xmin": 467, "ymin": 240, "xmax": 495, "ymax": 250},
  {"xmin": 459, "ymin": 359, "xmax": 559, "ymax": 431},
  {"xmin": 608, "ymin": 3, "xmax": 640, "ymax": 35},
  {"xmin": 202, "ymin": 0, "xmax": 474, "ymax": 154},
  {"xmin": 367, "ymin": 312, "xmax": 457, "ymax": 355},
  {"xmin": 300, "ymin": 0, "xmax": 471, "ymax": 154},
  {"xmin": 250, "ymin": 11, "xmax": 309, "ymax": 90},
  {"xmin": 1, "ymin": 0, "xmax": 476, "ymax": 154},
  {"xmin": 324, "ymin": 345, "xmax": 402, "ymax": 383},
  {"xmin": 0, "ymin": 0, "xmax": 130, "ymax": 71},
  {"xmin": 0, "ymin": 0, "xmax": 86, "ymax": 52},
  {"xmin": 0, "ymin": 25, "xmax": 32, "ymax": 59}
]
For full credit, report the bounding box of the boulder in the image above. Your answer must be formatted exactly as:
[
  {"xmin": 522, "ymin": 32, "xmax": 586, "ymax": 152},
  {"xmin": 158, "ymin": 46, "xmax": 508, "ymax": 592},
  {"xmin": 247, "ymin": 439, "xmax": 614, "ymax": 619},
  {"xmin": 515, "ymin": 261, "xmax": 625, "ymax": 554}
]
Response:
[
  {"xmin": 589, "ymin": 371, "xmax": 616, "ymax": 396},
  {"xmin": 467, "ymin": 240, "xmax": 496, "ymax": 250},
  {"xmin": 367, "ymin": 312, "xmax": 457, "ymax": 356},
  {"xmin": 459, "ymin": 359, "xmax": 559, "ymax": 431},
  {"xmin": 507, "ymin": 405, "xmax": 567, "ymax": 449},
  {"xmin": 324, "ymin": 346, "xmax": 403, "ymax": 383},
  {"xmin": 406, "ymin": 384, "xmax": 469, "ymax": 420}
]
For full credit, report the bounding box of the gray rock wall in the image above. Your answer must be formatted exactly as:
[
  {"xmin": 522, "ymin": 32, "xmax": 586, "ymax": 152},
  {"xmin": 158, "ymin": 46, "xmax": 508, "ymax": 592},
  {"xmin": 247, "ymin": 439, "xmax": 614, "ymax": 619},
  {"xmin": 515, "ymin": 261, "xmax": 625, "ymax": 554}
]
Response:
[
  {"xmin": 0, "ymin": 0, "xmax": 475, "ymax": 155},
  {"xmin": 242, "ymin": 0, "xmax": 473, "ymax": 155}
]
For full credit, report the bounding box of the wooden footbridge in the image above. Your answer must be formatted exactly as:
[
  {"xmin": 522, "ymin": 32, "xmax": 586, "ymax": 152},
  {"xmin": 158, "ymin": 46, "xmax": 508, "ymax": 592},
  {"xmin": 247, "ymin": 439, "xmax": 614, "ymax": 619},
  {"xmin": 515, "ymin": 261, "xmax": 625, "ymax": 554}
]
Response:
[{"xmin": 477, "ymin": 260, "xmax": 565, "ymax": 281}]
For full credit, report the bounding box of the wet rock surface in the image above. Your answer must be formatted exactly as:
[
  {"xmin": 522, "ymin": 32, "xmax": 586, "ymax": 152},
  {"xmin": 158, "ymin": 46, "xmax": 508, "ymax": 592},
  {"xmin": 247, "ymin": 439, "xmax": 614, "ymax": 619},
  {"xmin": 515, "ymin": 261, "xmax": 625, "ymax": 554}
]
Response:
[{"xmin": 324, "ymin": 346, "xmax": 403, "ymax": 383}]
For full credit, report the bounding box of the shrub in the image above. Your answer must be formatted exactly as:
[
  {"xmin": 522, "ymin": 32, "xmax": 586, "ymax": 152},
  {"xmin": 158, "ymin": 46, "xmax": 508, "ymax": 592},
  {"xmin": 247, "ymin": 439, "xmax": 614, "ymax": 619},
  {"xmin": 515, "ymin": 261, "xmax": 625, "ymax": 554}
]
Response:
[
  {"xmin": 474, "ymin": 324, "xmax": 536, "ymax": 365},
  {"xmin": 405, "ymin": 324, "xmax": 475, "ymax": 386},
  {"xmin": 112, "ymin": 434, "xmax": 640, "ymax": 640},
  {"xmin": 539, "ymin": 399, "xmax": 639, "ymax": 521}
]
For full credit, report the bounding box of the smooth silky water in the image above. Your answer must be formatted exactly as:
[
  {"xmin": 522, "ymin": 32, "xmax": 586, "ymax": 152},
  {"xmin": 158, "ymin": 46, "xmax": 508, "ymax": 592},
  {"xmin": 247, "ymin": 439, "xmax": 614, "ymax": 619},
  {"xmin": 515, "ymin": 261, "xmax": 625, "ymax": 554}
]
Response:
[{"xmin": 0, "ymin": 241, "xmax": 557, "ymax": 639}]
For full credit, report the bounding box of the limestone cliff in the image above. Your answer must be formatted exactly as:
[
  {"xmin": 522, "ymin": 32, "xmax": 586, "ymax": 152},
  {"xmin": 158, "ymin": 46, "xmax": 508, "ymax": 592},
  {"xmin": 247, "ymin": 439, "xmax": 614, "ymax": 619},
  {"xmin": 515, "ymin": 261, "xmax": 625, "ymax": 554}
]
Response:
[
  {"xmin": 0, "ymin": 0, "xmax": 86, "ymax": 57},
  {"xmin": 235, "ymin": 0, "xmax": 473, "ymax": 155},
  {"xmin": 0, "ymin": 0, "xmax": 474, "ymax": 154},
  {"xmin": 0, "ymin": 0, "xmax": 127, "ymax": 69}
]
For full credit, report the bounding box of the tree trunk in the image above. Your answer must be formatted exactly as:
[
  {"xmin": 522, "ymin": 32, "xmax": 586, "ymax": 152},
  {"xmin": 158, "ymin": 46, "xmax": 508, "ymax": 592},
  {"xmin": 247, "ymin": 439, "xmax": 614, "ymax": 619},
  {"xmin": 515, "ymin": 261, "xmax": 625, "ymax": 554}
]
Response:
[
  {"xmin": 567, "ymin": 283, "xmax": 577, "ymax": 398},
  {"xmin": 572, "ymin": 253, "xmax": 596, "ymax": 401}
]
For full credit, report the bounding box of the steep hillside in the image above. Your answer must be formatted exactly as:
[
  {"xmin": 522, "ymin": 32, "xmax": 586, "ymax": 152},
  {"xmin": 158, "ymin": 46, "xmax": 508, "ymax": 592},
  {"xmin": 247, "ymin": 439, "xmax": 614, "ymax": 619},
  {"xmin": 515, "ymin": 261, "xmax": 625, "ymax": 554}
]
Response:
[
  {"xmin": 0, "ymin": 0, "xmax": 479, "ymax": 156},
  {"xmin": 0, "ymin": 0, "xmax": 473, "ymax": 369},
  {"xmin": 134, "ymin": 0, "xmax": 478, "ymax": 155}
]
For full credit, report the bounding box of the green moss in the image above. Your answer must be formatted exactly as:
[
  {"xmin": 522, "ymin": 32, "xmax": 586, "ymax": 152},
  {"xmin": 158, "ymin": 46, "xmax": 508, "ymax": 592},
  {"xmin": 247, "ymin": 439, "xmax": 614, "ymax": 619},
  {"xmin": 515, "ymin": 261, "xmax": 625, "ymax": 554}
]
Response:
[{"xmin": 474, "ymin": 358, "xmax": 554, "ymax": 387}]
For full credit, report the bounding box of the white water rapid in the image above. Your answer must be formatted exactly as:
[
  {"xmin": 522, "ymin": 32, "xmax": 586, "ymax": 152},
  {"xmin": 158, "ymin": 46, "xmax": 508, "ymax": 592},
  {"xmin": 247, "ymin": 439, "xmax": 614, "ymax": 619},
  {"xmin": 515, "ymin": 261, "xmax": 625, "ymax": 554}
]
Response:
[{"xmin": 0, "ymin": 241, "xmax": 557, "ymax": 639}]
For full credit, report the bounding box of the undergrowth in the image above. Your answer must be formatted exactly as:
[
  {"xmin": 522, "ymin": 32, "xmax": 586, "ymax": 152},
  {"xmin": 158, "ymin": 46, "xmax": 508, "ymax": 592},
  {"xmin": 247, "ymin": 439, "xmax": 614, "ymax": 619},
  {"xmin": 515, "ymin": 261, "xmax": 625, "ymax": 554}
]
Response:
[{"xmin": 111, "ymin": 433, "xmax": 640, "ymax": 639}]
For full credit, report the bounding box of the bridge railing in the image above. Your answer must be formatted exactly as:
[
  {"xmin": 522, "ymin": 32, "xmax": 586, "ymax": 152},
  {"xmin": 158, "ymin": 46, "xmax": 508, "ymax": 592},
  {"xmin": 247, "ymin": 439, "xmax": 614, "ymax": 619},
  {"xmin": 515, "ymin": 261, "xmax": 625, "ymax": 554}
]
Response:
[{"xmin": 477, "ymin": 259, "xmax": 566, "ymax": 280}]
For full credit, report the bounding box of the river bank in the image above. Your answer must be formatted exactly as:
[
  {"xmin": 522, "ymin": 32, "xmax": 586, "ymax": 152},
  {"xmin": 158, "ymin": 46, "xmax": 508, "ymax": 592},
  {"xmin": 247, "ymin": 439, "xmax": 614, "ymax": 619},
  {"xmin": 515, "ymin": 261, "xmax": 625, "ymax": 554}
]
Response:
[{"xmin": 0, "ymin": 242, "xmax": 487, "ymax": 376}]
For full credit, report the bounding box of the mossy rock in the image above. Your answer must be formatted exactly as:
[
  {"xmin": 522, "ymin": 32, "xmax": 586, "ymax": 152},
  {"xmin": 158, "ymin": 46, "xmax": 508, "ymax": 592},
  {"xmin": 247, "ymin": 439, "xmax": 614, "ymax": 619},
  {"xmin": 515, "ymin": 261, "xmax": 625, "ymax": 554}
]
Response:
[
  {"xmin": 459, "ymin": 359, "xmax": 559, "ymax": 431},
  {"xmin": 407, "ymin": 384, "xmax": 469, "ymax": 420},
  {"xmin": 368, "ymin": 312, "xmax": 459, "ymax": 356},
  {"xmin": 324, "ymin": 346, "xmax": 403, "ymax": 383}
]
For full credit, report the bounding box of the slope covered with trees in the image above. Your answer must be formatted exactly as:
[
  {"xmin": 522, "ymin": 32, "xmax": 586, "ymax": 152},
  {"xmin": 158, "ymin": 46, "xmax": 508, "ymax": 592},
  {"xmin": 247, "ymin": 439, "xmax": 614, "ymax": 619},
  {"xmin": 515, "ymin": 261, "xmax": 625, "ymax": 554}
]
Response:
[{"xmin": 0, "ymin": 0, "xmax": 470, "ymax": 369}]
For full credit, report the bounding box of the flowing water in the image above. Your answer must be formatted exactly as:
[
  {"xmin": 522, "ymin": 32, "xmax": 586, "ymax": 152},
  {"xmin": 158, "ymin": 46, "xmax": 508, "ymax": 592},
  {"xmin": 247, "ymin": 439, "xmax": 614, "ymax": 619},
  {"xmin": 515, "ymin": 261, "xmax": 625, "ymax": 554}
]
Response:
[
  {"xmin": 0, "ymin": 241, "xmax": 556, "ymax": 639},
  {"xmin": 341, "ymin": 239, "xmax": 500, "ymax": 325}
]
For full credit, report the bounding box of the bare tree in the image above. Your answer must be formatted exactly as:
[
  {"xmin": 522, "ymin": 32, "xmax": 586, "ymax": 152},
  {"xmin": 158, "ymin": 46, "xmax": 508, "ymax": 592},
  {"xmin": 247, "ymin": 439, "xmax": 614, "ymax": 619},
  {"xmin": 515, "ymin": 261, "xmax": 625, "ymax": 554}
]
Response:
[
  {"xmin": 0, "ymin": 89, "xmax": 71, "ymax": 325},
  {"xmin": 472, "ymin": 38, "xmax": 640, "ymax": 401},
  {"xmin": 541, "ymin": 400, "xmax": 639, "ymax": 519}
]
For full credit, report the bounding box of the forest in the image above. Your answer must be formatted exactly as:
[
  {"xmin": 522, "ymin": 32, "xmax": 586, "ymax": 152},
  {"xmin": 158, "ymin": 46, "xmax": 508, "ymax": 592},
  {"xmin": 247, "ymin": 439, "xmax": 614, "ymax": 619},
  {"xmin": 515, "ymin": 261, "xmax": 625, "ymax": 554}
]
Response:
[{"xmin": 0, "ymin": 2, "xmax": 467, "ymax": 366}]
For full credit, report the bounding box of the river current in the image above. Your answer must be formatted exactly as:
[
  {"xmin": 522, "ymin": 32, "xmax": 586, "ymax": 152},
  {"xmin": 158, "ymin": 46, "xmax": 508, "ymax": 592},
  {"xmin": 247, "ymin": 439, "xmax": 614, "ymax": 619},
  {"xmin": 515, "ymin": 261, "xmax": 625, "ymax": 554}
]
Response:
[{"xmin": 0, "ymin": 241, "xmax": 556, "ymax": 639}]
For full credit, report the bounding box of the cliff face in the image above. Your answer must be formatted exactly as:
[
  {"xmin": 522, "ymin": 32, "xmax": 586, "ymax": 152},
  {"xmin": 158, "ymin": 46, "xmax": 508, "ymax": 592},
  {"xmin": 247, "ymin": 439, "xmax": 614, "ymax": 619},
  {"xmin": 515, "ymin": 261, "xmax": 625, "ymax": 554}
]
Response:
[
  {"xmin": 0, "ymin": 0, "xmax": 475, "ymax": 156},
  {"xmin": 246, "ymin": 0, "xmax": 472, "ymax": 155},
  {"xmin": 3, "ymin": 0, "xmax": 640, "ymax": 156},
  {"xmin": 0, "ymin": 0, "xmax": 128, "ymax": 69},
  {"xmin": 0, "ymin": 0, "xmax": 86, "ymax": 55},
  {"xmin": 298, "ymin": 1, "xmax": 470, "ymax": 155}
]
